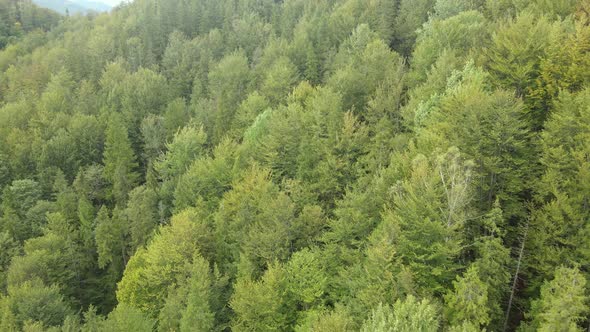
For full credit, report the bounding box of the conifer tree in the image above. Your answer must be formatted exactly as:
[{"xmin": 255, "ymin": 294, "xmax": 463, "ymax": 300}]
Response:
[
  {"xmin": 179, "ymin": 252, "xmax": 214, "ymax": 332},
  {"xmin": 361, "ymin": 296, "xmax": 439, "ymax": 332},
  {"xmin": 526, "ymin": 266, "xmax": 588, "ymax": 331},
  {"xmin": 444, "ymin": 266, "xmax": 490, "ymax": 328},
  {"xmin": 103, "ymin": 113, "xmax": 139, "ymax": 205}
]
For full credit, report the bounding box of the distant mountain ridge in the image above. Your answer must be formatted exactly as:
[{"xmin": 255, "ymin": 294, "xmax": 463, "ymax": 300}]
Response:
[{"xmin": 32, "ymin": 0, "xmax": 112, "ymax": 14}]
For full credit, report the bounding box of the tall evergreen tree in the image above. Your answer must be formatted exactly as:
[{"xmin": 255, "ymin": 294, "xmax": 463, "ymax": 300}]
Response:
[{"xmin": 103, "ymin": 113, "xmax": 139, "ymax": 205}]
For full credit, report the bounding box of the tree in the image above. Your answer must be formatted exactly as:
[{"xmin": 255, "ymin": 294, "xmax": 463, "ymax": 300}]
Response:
[
  {"xmin": 162, "ymin": 32, "xmax": 199, "ymax": 99},
  {"xmin": 0, "ymin": 231, "xmax": 20, "ymax": 290},
  {"xmin": 471, "ymin": 203, "xmax": 512, "ymax": 328},
  {"xmin": 444, "ymin": 266, "xmax": 490, "ymax": 328},
  {"xmin": 433, "ymin": 0, "xmax": 485, "ymax": 19},
  {"xmin": 525, "ymin": 266, "xmax": 588, "ymax": 331},
  {"xmin": 391, "ymin": 0, "xmax": 436, "ymax": 56},
  {"xmin": 103, "ymin": 112, "xmax": 139, "ymax": 205},
  {"xmin": 140, "ymin": 114, "xmax": 166, "ymax": 164},
  {"xmin": 230, "ymin": 263, "xmax": 293, "ymax": 331},
  {"xmin": 327, "ymin": 25, "xmax": 404, "ymax": 114},
  {"xmin": 343, "ymin": 230, "xmax": 406, "ymax": 321},
  {"xmin": 125, "ymin": 185, "xmax": 158, "ymax": 253},
  {"xmin": 285, "ymin": 248, "xmax": 327, "ymax": 309},
  {"xmin": 156, "ymin": 124, "xmax": 207, "ymax": 182},
  {"xmin": 94, "ymin": 206, "xmax": 129, "ymax": 274},
  {"xmin": 230, "ymin": 91, "xmax": 269, "ymax": 139},
  {"xmin": 2, "ymin": 279, "xmax": 73, "ymax": 330},
  {"xmin": 360, "ymin": 296, "xmax": 439, "ymax": 332},
  {"xmin": 7, "ymin": 212, "xmax": 85, "ymax": 305},
  {"xmin": 163, "ymin": 98, "xmax": 191, "ymax": 140},
  {"xmin": 410, "ymin": 11, "xmax": 487, "ymax": 85},
  {"xmin": 117, "ymin": 211, "xmax": 205, "ymax": 318},
  {"xmin": 1, "ymin": 0, "xmax": 589, "ymax": 329},
  {"xmin": 526, "ymin": 90, "xmax": 590, "ymax": 292},
  {"xmin": 37, "ymin": 69, "xmax": 74, "ymax": 114},
  {"xmin": 172, "ymin": 138, "xmax": 235, "ymax": 214},
  {"xmin": 120, "ymin": 68, "xmax": 170, "ymax": 148},
  {"xmin": 213, "ymin": 166, "xmax": 298, "ymax": 277},
  {"xmin": 206, "ymin": 52, "xmax": 251, "ymax": 143},
  {"xmin": 241, "ymin": 192, "xmax": 295, "ymax": 276},
  {"xmin": 485, "ymin": 12, "xmax": 564, "ymax": 129},
  {"xmin": 529, "ymin": 21, "xmax": 590, "ymax": 114},
  {"xmin": 155, "ymin": 123, "xmax": 208, "ymax": 218},
  {"xmin": 295, "ymin": 307, "xmax": 354, "ymax": 332},
  {"xmin": 0, "ymin": 179, "xmax": 42, "ymax": 242},
  {"xmin": 179, "ymin": 252, "xmax": 215, "ymax": 332},
  {"xmin": 101, "ymin": 303, "xmax": 155, "ymax": 332},
  {"xmin": 418, "ymin": 63, "xmax": 533, "ymax": 222},
  {"xmin": 380, "ymin": 148, "xmax": 474, "ymax": 295},
  {"xmin": 260, "ymin": 57, "xmax": 300, "ymax": 106}
]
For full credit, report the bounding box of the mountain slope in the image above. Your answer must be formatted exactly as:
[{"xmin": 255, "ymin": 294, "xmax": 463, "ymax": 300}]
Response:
[
  {"xmin": 33, "ymin": 0, "xmax": 111, "ymax": 14},
  {"xmin": 0, "ymin": 0, "xmax": 589, "ymax": 331}
]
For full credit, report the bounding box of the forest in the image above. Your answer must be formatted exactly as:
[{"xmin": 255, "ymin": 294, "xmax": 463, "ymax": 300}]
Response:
[{"xmin": 0, "ymin": 0, "xmax": 589, "ymax": 331}]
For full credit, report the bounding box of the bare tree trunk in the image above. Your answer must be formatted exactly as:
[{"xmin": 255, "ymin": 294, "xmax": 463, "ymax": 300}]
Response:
[{"xmin": 503, "ymin": 221, "xmax": 529, "ymax": 332}]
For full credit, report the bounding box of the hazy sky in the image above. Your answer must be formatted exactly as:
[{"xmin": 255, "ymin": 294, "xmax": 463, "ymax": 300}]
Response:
[{"xmin": 99, "ymin": 0, "xmax": 127, "ymax": 6}]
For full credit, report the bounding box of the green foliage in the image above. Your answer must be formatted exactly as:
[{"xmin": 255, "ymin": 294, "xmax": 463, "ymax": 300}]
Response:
[
  {"xmin": 214, "ymin": 166, "xmax": 290, "ymax": 276},
  {"xmin": 434, "ymin": 0, "xmax": 486, "ymax": 19},
  {"xmin": 2, "ymin": 279, "xmax": 73, "ymax": 330},
  {"xmin": 295, "ymin": 307, "xmax": 354, "ymax": 332},
  {"xmin": 378, "ymin": 148, "xmax": 474, "ymax": 295},
  {"xmin": 328, "ymin": 25, "xmax": 404, "ymax": 113},
  {"xmin": 206, "ymin": 51, "xmax": 252, "ymax": 143},
  {"xmin": 95, "ymin": 206, "xmax": 127, "ymax": 271},
  {"xmin": 117, "ymin": 211, "xmax": 207, "ymax": 318},
  {"xmin": 444, "ymin": 266, "xmax": 490, "ymax": 328},
  {"xmin": 419, "ymin": 63, "xmax": 533, "ymax": 221},
  {"xmin": 172, "ymin": 138, "xmax": 236, "ymax": 213},
  {"xmin": 485, "ymin": 11, "xmax": 565, "ymax": 129},
  {"xmin": 0, "ymin": 0, "xmax": 60, "ymax": 49},
  {"xmin": 7, "ymin": 213, "xmax": 86, "ymax": 305},
  {"xmin": 526, "ymin": 89, "xmax": 590, "ymax": 291},
  {"xmin": 179, "ymin": 253, "xmax": 215, "ymax": 332},
  {"xmin": 0, "ymin": 0, "xmax": 587, "ymax": 330},
  {"xmin": 156, "ymin": 124, "xmax": 207, "ymax": 181},
  {"xmin": 261, "ymin": 57, "xmax": 300, "ymax": 106},
  {"xmin": 125, "ymin": 185, "xmax": 158, "ymax": 252},
  {"xmin": 231, "ymin": 263, "xmax": 293, "ymax": 331},
  {"xmin": 471, "ymin": 203, "xmax": 512, "ymax": 327},
  {"xmin": 360, "ymin": 296, "xmax": 439, "ymax": 332},
  {"xmin": 1, "ymin": 179, "xmax": 42, "ymax": 242},
  {"xmin": 285, "ymin": 248, "xmax": 327, "ymax": 307},
  {"xmin": 101, "ymin": 303, "xmax": 155, "ymax": 332},
  {"xmin": 103, "ymin": 112, "xmax": 139, "ymax": 205},
  {"xmin": 0, "ymin": 231, "xmax": 19, "ymax": 290},
  {"xmin": 411, "ymin": 11, "xmax": 488, "ymax": 85},
  {"xmin": 525, "ymin": 266, "xmax": 588, "ymax": 331}
]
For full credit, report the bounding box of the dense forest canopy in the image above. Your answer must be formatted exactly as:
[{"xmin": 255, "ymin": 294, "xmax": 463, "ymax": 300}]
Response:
[
  {"xmin": 0, "ymin": 0, "xmax": 590, "ymax": 331},
  {"xmin": 0, "ymin": 0, "xmax": 61, "ymax": 48}
]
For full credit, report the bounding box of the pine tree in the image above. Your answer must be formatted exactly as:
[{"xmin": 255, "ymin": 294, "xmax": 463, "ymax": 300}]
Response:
[
  {"xmin": 95, "ymin": 206, "xmax": 128, "ymax": 272},
  {"xmin": 103, "ymin": 113, "xmax": 139, "ymax": 205},
  {"xmin": 381, "ymin": 148, "xmax": 473, "ymax": 295},
  {"xmin": 526, "ymin": 266, "xmax": 588, "ymax": 331},
  {"xmin": 125, "ymin": 185, "xmax": 158, "ymax": 253},
  {"xmin": 361, "ymin": 296, "xmax": 439, "ymax": 332},
  {"xmin": 230, "ymin": 263, "xmax": 293, "ymax": 331},
  {"xmin": 179, "ymin": 252, "xmax": 215, "ymax": 332},
  {"xmin": 444, "ymin": 266, "xmax": 490, "ymax": 328}
]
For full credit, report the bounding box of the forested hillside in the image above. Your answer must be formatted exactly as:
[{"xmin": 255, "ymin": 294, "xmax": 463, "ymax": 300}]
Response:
[
  {"xmin": 31, "ymin": 0, "xmax": 112, "ymax": 15},
  {"xmin": 0, "ymin": 0, "xmax": 589, "ymax": 331},
  {"xmin": 0, "ymin": 0, "xmax": 61, "ymax": 48}
]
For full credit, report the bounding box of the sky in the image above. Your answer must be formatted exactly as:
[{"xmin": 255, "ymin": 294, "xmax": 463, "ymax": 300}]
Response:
[{"xmin": 98, "ymin": 0, "xmax": 127, "ymax": 6}]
